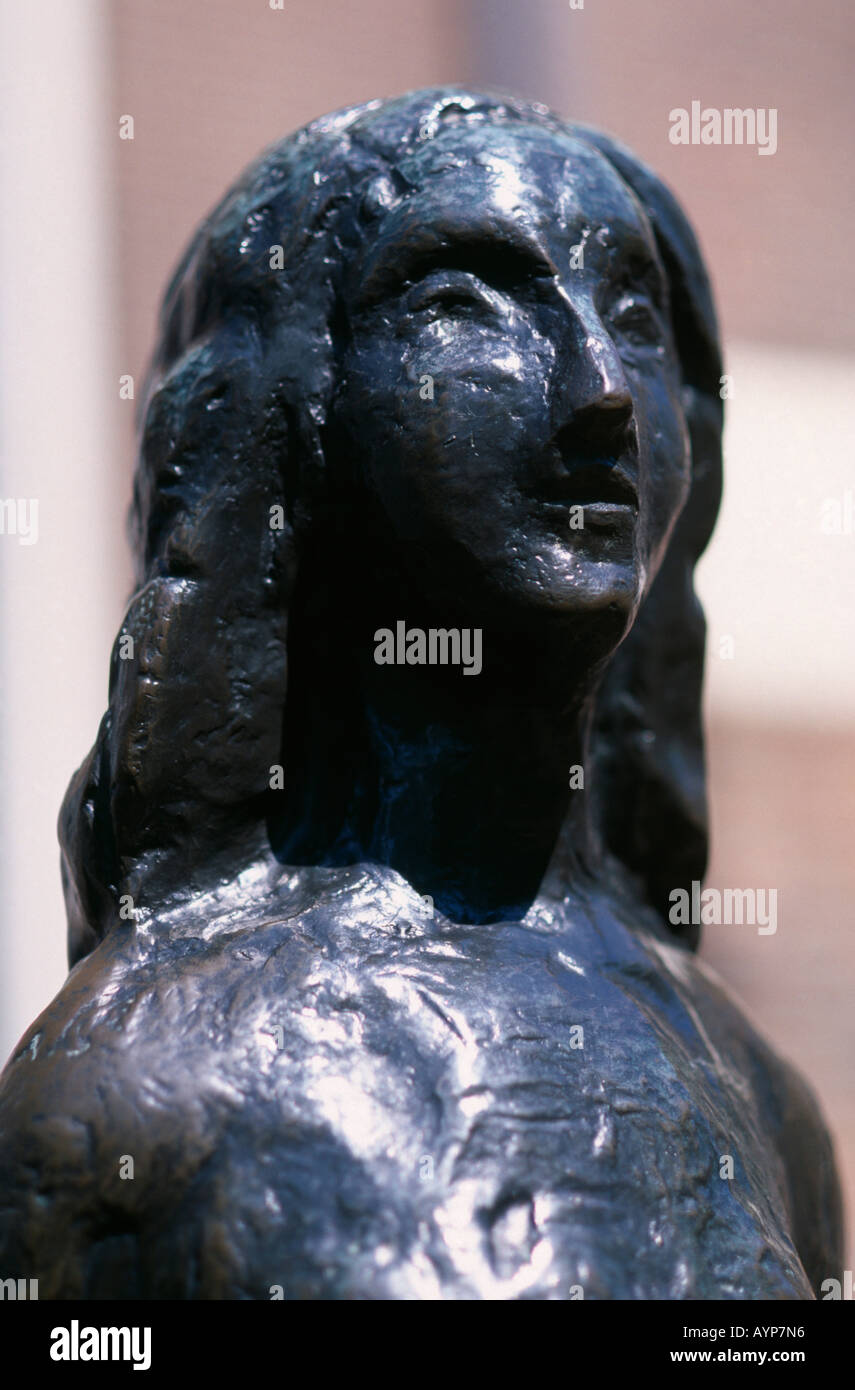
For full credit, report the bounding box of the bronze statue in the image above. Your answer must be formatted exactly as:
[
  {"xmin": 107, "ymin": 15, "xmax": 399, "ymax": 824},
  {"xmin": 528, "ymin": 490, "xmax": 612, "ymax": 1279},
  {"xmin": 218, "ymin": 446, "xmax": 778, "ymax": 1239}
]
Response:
[{"xmin": 0, "ymin": 88, "xmax": 842, "ymax": 1299}]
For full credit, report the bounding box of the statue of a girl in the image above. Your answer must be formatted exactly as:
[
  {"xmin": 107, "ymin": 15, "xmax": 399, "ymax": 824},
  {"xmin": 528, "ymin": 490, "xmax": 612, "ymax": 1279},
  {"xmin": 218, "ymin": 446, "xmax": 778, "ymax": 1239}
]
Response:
[{"xmin": 0, "ymin": 89, "xmax": 841, "ymax": 1300}]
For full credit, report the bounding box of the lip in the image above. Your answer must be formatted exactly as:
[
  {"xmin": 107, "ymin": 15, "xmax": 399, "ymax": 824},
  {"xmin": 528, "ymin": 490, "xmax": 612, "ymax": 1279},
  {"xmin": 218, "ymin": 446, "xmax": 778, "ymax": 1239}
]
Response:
[{"xmin": 531, "ymin": 462, "xmax": 639, "ymax": 510}]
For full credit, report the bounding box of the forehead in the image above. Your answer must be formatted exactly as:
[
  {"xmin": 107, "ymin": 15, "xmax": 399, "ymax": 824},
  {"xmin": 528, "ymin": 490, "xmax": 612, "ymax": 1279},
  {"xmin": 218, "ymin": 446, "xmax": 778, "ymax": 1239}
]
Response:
[{"xmin": 372, "ymin": 123, "xmax": 653, "ymax": 259}]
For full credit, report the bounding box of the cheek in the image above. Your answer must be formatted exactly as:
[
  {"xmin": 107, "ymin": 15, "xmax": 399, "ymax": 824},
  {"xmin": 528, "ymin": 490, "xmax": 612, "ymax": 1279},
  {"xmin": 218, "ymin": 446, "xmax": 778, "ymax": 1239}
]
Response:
[
  {"xmin": 342, "ymin": 331, "xmax": 552, "ymax": 533},
  {"xmin": 634, "ymin": 368, "xmax": 691, "ymax": 546},
  {"xmin": 398, "ymin": 317, "xmax": 551, "ymax": 442}
]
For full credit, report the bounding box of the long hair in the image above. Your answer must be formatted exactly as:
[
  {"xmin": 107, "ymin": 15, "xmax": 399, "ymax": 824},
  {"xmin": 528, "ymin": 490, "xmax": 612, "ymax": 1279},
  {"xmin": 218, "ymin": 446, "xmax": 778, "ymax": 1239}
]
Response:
[{"xmin": 59, "ymin": 87, "xmax": 723, "ymax": 966}]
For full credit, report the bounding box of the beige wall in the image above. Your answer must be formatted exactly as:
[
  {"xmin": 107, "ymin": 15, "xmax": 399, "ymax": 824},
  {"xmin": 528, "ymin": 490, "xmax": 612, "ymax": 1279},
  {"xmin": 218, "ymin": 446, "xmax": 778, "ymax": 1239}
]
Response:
[
  {"xmin": 0, "ymin": 0, "xmax": 128, "ymax": 1079},
  {"xmin": 111, "ymin": 0, "xmax": 855, "ymax": 369}
]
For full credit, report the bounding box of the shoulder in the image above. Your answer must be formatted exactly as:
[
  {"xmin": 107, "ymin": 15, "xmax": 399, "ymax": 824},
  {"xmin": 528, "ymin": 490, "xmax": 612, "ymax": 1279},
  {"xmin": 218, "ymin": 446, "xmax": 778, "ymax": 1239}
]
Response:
[
  {"xmin": 649, "ymin": 940, "xmax": 844, "ymax": 1293},
  {"xmin": 0, "ymin": 895, "xmax": 433, "ymax": 1297}
]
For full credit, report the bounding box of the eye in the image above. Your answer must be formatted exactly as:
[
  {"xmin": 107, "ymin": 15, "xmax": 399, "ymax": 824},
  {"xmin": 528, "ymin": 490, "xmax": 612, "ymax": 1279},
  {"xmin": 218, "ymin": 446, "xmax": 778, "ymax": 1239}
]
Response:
[
  {"xmin": 407, "ymin": 272, "xmax": 494, "ymax": 321},
  {"xmin": 606, "ymin": 291, "xmax": 665, "ymax": 349}
]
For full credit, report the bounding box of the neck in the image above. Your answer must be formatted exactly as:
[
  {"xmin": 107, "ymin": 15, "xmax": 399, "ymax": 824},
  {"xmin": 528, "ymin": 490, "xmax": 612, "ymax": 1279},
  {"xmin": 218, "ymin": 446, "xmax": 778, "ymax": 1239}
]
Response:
[{"xmin": 271, "ymin": 544, "xmax": 608, "ymax": 923}]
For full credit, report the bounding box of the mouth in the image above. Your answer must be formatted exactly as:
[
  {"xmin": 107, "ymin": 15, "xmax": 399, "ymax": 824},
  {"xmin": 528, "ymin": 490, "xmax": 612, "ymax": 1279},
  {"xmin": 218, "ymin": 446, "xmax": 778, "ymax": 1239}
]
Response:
[{"xmin": 528, "ymin": 462, "xmax": 639, "ymax": 521}]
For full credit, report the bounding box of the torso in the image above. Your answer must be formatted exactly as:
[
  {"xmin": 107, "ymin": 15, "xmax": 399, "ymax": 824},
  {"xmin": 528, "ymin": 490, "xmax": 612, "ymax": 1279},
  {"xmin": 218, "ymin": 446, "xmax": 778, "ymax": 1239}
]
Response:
[{"xmin": 0, "ymin": 866, "xmax": 824, "ymax": 1299}]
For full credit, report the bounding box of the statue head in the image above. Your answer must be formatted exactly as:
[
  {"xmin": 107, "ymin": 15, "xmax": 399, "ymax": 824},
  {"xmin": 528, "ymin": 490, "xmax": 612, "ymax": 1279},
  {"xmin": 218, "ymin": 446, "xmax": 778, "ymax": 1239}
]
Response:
[{"xmin": 60, "ymin": 88, "xmax": 723, "ymax": 962}]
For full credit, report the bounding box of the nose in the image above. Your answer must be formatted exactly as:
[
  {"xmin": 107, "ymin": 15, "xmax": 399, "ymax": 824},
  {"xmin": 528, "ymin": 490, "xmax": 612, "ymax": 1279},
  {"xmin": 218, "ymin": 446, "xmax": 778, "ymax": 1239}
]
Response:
[{"xmin": 551, "ymin": 302, "xmax": 634, "ymax": 454}]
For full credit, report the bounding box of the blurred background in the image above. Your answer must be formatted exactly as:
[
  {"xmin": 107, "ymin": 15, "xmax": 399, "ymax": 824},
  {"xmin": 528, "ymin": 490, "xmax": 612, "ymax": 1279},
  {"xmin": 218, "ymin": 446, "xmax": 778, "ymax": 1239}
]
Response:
[{"xmin": 1, "ymin": 0, "xmax": 853, "ymax": 1274}]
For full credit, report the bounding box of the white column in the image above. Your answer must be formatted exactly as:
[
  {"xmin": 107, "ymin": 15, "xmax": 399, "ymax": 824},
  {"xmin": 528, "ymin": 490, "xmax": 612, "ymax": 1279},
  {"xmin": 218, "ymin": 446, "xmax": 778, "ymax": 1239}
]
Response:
[{"xmin": 0, "ymin": 0, "xmax": 130, "ymax": 1062}]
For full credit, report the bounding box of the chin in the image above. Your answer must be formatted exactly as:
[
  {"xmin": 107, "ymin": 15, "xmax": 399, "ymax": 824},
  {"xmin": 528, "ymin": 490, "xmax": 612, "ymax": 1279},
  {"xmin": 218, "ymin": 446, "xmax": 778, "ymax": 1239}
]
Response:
[
  {"xmin": 522, "ymin": 549, "xmax": 641, "ymax": 610},
  {"xmin": 468, "ymin": 562, "xmax": 640, "ymax": 654}
]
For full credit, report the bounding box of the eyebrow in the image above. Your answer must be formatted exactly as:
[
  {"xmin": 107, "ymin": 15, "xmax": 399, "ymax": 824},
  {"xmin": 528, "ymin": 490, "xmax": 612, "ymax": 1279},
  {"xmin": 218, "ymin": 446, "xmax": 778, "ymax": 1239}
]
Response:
[{"xmin": 355, "ymin": 225, "xmax": 558, "ymax": 306}]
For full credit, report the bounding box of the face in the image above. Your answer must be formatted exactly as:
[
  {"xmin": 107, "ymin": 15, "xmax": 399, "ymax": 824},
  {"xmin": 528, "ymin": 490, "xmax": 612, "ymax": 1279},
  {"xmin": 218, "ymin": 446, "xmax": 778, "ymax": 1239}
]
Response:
[{"xmin": 330, "ymin": 123, "xmax": 691, "ymax": 647}]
